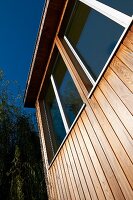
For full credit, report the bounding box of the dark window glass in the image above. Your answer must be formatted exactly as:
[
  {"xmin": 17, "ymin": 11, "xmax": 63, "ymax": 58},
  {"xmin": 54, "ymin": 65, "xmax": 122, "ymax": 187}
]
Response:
[
  {"xmin": 66, "ymin": 1, "xmax": 124, "ymax": 80},
  {"xmin": 98, "ymin": 0, "xmax": 133, "ymax": 16},
  {"xmin": 45, "ymin": 81, "xmax": 66, "ymax": 154},
  {"xmin": 53, "ymin": 54, "xmax": 83, "ymax": 127}
]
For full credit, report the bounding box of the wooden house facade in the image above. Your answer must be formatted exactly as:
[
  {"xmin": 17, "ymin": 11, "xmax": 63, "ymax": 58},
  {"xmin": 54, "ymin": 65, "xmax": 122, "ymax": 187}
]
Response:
[{"xmin": 24, "ymin": 0, "xmax": 133, "ymax": 199}]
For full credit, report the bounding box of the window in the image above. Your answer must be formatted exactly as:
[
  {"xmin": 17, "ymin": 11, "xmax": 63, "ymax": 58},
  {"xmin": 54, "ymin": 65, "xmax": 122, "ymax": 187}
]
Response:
[
  {"xmin": 65, "ymin": 1, "xmax": 124, "ymax": 80},
  {"xmin": 44, "ymin": 51, "xmax": 84, "ymax": 161},
  {"xmin": 98, "ymin": 0, "xmax": 133, "ymax": 16},
  {"xmin": 62, "ymin": 0, "xmax": 132, "ymax": 95}
]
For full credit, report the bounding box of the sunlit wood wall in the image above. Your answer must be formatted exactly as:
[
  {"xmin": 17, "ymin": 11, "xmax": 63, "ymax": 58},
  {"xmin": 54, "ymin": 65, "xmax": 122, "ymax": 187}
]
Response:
[{"xmin": 36, "ymin": 25, "xmax": 133, "ymax": 200}]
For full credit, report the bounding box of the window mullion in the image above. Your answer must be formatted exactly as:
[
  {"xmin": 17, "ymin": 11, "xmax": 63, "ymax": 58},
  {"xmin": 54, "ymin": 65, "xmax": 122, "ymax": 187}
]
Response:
[
  {"xmin": 79, "ymin": 0, "xmax": 131, "ymax": 27},
  {"xmin": 50, "ymin": 75, "xmax": 69, "ymax": 133},
  {"xmin": 64, "ymin": 36, "xmax": 95, "ymax": 85}
]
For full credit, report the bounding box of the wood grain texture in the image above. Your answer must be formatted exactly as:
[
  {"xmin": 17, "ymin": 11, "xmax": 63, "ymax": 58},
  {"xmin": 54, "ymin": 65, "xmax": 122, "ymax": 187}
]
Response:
[
  {"xmin": 55, "ymin": 36, "xmax": 89, "ymax": 103},
  {"xmin": 88, "ymin": 97, "xmax": 133, "ymax": 199},
  {"xmin": 37, "ymin": 21, "xmax": 133, "ymax": 200},
  {"xmin": 98, "ymin": 78, "xmax": 133, "ymax": 138},
  {"xmin": 49, "ymin": 169, "xmax": 58, "ymax": 200},
  {"xmin": 63, "ymin": 143, "xmax": 81, "ymax": 200},
  {"xmin": 60, "ymin": 147, "xmax": 76, "ymax": 200},
  {"xmin": 94, "ymin": 87, "xmax": 133, "ymax": 165},
  {"xmin": 104, "ymin": 67, "xmax": 133, "ymax": 114},
  {"xmin": 54, "ymin": 159, "xmax": 66, "ymax": 200},
  {"xmin": 130, "ymin": 25, "xmax": 133, "ymax": 32},
  {"xmin": 70, "ymin": 131, "xmax": 95, "ymax": 200},
  {"xmin": 73, "ymin": 124, "xmax": 106, "ymax": 200},
  {"xmin": 36, "ymin": 102, "xmax": 53, "ymax": 199},
  {"xmin": 57, "ymin": 153, "xmax": 70, "ymax": 200},
  {"xmin": 52, "ymin": 164, "xmax": 62, "ymax": 200},
  {"xmin": 77, "ymin": 117, "xmax": 115, "ymax": 200},
  {"xmin": 116, "ymin": 44, "xmax": 133, "ymax": 71},
  {"xmin": 123, "ymin": 31, "xmax": 133, "ymax": 51},
  {"xmin": 80, "ymin": 111, "xmax": 125, "ymax": 200},
  {"xmin": 67, "ymin": 138, "xmax": 86, "ymax": 200},
  {"xmin": 110, "ymin": 56, "xmax": 133, "ymax": 92}
]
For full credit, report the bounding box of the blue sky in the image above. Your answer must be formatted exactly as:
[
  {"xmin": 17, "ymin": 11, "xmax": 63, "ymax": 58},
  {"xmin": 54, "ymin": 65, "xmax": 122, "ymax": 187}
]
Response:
[{"xmin": 0, "ymin": 0, "xmax": 44, "ymax": 99}]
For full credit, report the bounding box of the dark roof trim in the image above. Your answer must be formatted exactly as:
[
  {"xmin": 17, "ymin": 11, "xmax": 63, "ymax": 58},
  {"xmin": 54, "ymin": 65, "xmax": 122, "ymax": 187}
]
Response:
[{"xmin": 24, "ymin": 0, "xmax": 66, "ymax": 107}]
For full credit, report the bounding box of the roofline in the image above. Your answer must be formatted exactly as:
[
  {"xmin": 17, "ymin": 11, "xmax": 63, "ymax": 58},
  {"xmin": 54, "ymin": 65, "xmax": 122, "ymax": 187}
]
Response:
[
  {"xmin": 24, "ymin": 0, "xmax": 66, "ymax": 107},
  {"xmin": 24, "ymin": 0, "xmax": 48, "ymax": 107}
]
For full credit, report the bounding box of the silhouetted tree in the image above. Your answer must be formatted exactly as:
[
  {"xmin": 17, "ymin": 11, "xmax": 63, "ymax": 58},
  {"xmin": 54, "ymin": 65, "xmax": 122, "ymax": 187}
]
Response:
[{"xmin": 0, "ymin": 69, "xmax": 48, "ymax": 200}]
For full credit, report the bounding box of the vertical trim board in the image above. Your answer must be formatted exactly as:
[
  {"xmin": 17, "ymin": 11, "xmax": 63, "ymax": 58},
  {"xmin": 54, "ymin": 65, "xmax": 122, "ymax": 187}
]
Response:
[{"xmin": 36, "ymin": 102, "xmax": 52, "ymax": 199}]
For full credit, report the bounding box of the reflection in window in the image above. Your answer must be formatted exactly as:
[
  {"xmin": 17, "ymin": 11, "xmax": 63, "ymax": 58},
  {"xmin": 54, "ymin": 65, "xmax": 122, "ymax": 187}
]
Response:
[
  {"xmin": 53, "ymin": 53, "xmax": 83, "ymax": 127},
  {"xmin": 45, "ymin": 81, "xmax": 66, "ymax": 154},
  {"xmin": 98, "ymin": 0, "xmax": 133, "ymax": 16},
  {"xmin": 65, "ymin": 1, "xmax": 124, "ymax": 80},
  {"xmin": 45, "ymin": 53, "xmax": 83, "ymax": 159}
]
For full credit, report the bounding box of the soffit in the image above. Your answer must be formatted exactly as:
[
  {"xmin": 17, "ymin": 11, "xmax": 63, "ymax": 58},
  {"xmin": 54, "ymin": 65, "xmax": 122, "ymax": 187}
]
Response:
[{"xmin": 24, "ymin": 0, "xmax": 66, "ymax": 107}]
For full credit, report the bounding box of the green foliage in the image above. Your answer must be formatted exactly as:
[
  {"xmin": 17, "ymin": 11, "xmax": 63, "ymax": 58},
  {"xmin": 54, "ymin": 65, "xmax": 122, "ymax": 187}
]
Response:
[{"xmin": 0, "ymin": 69, "xmax": 48, "ymax": 200}]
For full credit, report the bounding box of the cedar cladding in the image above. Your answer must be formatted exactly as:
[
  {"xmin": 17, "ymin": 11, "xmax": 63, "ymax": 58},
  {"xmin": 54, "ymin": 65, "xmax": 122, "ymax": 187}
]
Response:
[{"xmin": 36, "ymin": 26, "xmax": 133, "ymax": 200}]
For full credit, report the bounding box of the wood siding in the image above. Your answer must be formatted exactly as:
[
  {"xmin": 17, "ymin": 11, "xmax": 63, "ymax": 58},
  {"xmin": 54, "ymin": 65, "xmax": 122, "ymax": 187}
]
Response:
[{"xmin": 36, "ymin": 26, "xmax": 133, "ymax": 199}]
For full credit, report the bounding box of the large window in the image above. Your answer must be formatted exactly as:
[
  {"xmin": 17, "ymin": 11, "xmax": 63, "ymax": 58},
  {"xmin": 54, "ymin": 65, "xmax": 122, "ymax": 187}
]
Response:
[
  {"xmin": 63, "ymin": 0, "xmax": 132, "ymax": 95},
  {"xmin": 65, "ymin": 1, "xmax": 124, "ymax": 80},
  {"xmin": 45, "ymin": 52, "xmax": 83, "ymax": 162}
]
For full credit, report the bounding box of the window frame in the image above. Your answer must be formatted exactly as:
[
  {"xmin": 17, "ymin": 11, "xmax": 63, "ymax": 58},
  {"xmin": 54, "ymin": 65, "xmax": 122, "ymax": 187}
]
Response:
[
  {"xmin": 80, "ymin": 0, "xmax": 131, "ymax": 27},
  {"xmin": 43, "ymin": 48, "xmax": 86, "ymax": 166},
  {"xmin": 62, "ymin": 0, "xmax": 133, "ymax": 98}
]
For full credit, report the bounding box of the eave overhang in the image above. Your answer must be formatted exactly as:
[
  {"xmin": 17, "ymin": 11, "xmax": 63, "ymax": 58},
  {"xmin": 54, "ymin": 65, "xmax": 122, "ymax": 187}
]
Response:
[{"xmin": 24, "ymin": 0, "xmax": 66, "ymax": 108}]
